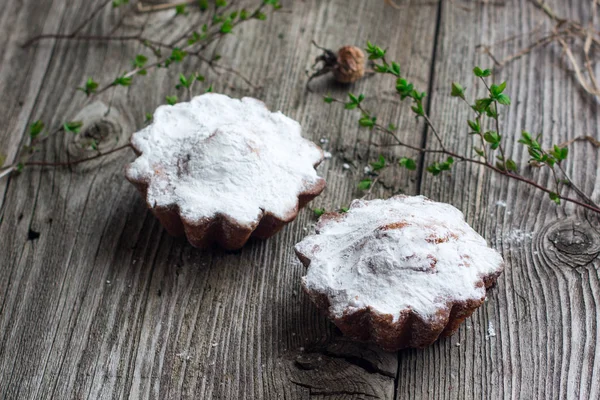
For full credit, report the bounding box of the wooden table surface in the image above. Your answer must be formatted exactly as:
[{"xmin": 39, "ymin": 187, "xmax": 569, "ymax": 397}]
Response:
[{"xmin": 1, "ymin": 0, "xmax": 599, "ymax": 399}]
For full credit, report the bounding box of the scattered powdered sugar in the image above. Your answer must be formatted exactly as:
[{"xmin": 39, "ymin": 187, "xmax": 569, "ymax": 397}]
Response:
[
  {"xmin": 342, "ymin": 163, "xmax": 350, "ymax": 170},
  {"xmin": 296, "ymin": 196, "xmax": 504, "ymax": 321},
  {"xmin": 497, "ymin": 229, "xmax": 534, "ymax": 245},
  {"xmin": 127, "ymin": 93, "xmax": 324, "ymax": 226},
  {"xmin": 495, "ymin": 200, "xmax": 507, "ymax": 207},
  {"xmin": 323, "ymin": 151, "xmax": 332, "ymax": 159},
  {"xmin": 487, "ymin": 321, "xmax": 496, "ymax": 337}
]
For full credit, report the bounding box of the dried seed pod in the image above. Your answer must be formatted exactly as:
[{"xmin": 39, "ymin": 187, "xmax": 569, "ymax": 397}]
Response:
[
  {"xmin": 307, "ymin": 42, "xmax": 367, "ymax": 88},
  {"xmin": 332, "ymin": 46, "xmax": 366, "ymax": 83}
]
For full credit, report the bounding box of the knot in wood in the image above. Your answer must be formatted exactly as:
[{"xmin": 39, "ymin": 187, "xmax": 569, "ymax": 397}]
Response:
[
  {"xmin": 67, "ymin": 101, "xmax": 126, "ymax": 162},
  {"xmin": 294, "ymin": 353, "xmax": 325, "ymax": 370},
  {"xmin": 541, "ymin": 219, "xmax": 600, "ymax": 268}
]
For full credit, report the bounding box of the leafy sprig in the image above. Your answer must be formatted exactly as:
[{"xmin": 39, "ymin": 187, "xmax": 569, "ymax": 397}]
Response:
[
  {"xmin": 1, "ymin": 0, "xmax": 281, "ymax": 178},
  {"xmin": 322, "ymin": 41, "xmax": 600, "ymax": 214}
]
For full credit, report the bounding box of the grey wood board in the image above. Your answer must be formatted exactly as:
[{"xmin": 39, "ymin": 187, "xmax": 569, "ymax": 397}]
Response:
[
  {"xmin": 0, "ymin": 0, "xmax": 438, "ymax": 399},
  {"xmin": 1, "ymin": 0, "xmax": 599, "ymax": 399}
]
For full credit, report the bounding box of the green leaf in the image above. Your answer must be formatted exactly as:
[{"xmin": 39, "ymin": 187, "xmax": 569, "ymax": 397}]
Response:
[
  {"xmin": 313, "ymin": 207, "xmax": 326, "ymax": 217},
  {"xmin": 399, "ymin": 157, "xmax": 417, "ymax": 170},
  {"xmin": 373, "ymin": 64, "xmax": 388, "ymax": 73},
  {"xmin": 467, "ymin": 119, "xmax": 480, "ymax": 133},
  {"xmin": 323, "ymin": 95, "xmax": 334, "ymax": 103},
  {"xmin": 176, "ymin": 73, "xmax": 193, "ymax": 89},
  {"xmin": 505, "ymin": 158, "xmax": 518, "ymax": 172},
  {"xmin": 206, "ymin": 84, "xmax": 213, "ymax": 93},
  {"xmin": 112, "ymin": 0, "xmax": 129, "ymax": 7},
  {"xmin": 344, "ymin": 102, "xmax": 358, "ymax": 110},
  {"xmin": 216, "ymin": 0, "xmax": 227, "ymax": 6},
  {"xmin": 473, "ymin": 98, "xmax": 493, "ymax": 113},
  {"xmin": 340, "ymin": 207, "xmax": 349, "ymax": 213},
  {"xmin": 549, "ymin": 192, "xmax": 561, "ymax": 204},
  {"xmin": 473, "ymin": 66, "xmax": 492, "ymax": 77},
  {"xmin": 387, "ymin": 123, "xmax": 397, "ymax": 131},
  {"xmin": 411, "ymin": 102, "xmax": 424, "ymax": 116},
  {"xmin": 390, "ymin": 62, "xmax": 401, "ymax": 77},
  {"xmin": 240, "ymin": 9, "xmax": 249, "ymax": 19},
  {"xmin": 133, "ymin": 54, "xmax": 148, "ymax": 69},
  {"xmin": 253, "ymin": 11, "xmax": 267, "ymax": 20},
  {"xmin": 485, "ymin": 106, "xmax": 498, "ymax": 119},
  {"xmin": 396, "ymin": 78, "xmax": 414, "ymax": 99},
  {"xmin": 165, "ymin": 95, "xmax": 178, "ymax": 105},
  {"xmin": 175, "ymin": 4, "xmax": 188, "ymax": 15},
  {"xmin": 474, "ymin": 148, "xmax": 485, "ymax": 157},
  {"xmin": 427, "ymin": 163, "xmax": 441, "ymax": 175},
  {"xmin": 496, "ymin": 93, "xmax": 511, "ymax": 105},
  {"xmin": 358, "ymin": 179, "xmax": 372, "ymax": 191},
  {"xmin": 348, "ymin": 93, "xmax": 359, "ymax": 104},
  {"xmin": 220, "ymin": 19, "xmax": 233, "ymax": 33},
  {"xmin": 77, "ymin": 77, "xmax": 99, "ymax": 96},
  {"xmin": 113, "ymin": 75, "xmax": 132, "ymax": 86},
  {"xmin": 29, "ymin": 120, "xmax": 44, "ymax": 139},
  {"xmin": 145, "ymin": 113, "xmax": 153, "ymax": 123},
  {"xmin": 450, "ymin": 82, "xmax": 465, "ymax": 99},
  {"xmin": 551, "ymin": 145, "xmax": 568, "ymax": 162},
  {"xmin": 166, "ymin": 48, "xmax": 187, "ymax": 66},
  {"xmin": 490, "ymin": 81, "xmax": 506, "ymax": 97},
  {"xmin": 426, "ymin": 157, "xmax": 454, "ymax": 175},
  {"xmin": 263, "ymin": 0, "xmax": 282, "ymax": 9},
  {"xmin": 370, "ymin": 155, "xmax": 386, "ymax": 171},
  {"xmin": 359, "ymin": 115, "xmax": 376, "ymax": 129},
  {"xmin": 188, "ymin": 31, "xmax": 207, "ymax": 45},
  {"xmin": 63, "ymin": 121, "xmax": 83, "ymax": 134},
  {"xmin": 365, "ymin": 41, "xmax": 386, "ymax": 60},
  {"xmin": 198, "ymin": 0, "xmax": 208, "ymax": 11},
  {"xmin": 560, "ymin": 146, "xmax": 568, "ymax": 160},
  {"xmin": 518, "ymin": 131, "xmax": 534, "ymax": 146},
  {"xmin": 483, "ymin": 131, "xmax": 501, "ymax": 149}
]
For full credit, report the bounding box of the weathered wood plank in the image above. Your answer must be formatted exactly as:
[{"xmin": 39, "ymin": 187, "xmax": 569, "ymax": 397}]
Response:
[
  {"xmin": 0, "ymin": 1, "xmax": 440, "ymax": 399},
  {"xmin": 396, "ymin": 0, "xmax": 600, "ymax": 399},
  {"xmin": 123, "ymin": 1, "xmax": 440, "ymax": 398}
]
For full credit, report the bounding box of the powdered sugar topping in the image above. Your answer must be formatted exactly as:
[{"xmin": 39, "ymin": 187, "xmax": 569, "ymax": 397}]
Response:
[
  {"xmin": 126, "ymin": 93, "xmax": 324, "ymax": 225},
  {"xmin": 296, "ymin": 196, "xmax": 504, "ymax": 321}
]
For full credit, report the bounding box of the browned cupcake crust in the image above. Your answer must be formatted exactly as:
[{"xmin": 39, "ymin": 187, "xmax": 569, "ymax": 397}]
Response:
[
  {"xmin": 294, "ymin": 196, "xmax": 504, "ymax": 351},
  {"xmin": 126, "ymin": 93, "xmax": 326, "ymax": 250}
]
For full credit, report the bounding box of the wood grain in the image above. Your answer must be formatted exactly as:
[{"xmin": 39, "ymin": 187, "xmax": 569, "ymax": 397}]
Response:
[
  {"xmin": 2, "ymin": 0, "xmax": 599, "ymax": 399},
  {"xmin": 395, "ymin": 0, "xmax": 600, "ymax": 399},
  {"xmin": 0, "ymin": 0, "xmax": 439, "ymax": 399}
]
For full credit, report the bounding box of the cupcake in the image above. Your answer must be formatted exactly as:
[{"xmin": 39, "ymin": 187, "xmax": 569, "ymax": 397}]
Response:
[
  {"xmin": 294, "ymin": 195, "xmax": 504, "ymax": 351},
  {"xmin": 126, "ymin": 93, "xmax": 326, "ymax": 250}
]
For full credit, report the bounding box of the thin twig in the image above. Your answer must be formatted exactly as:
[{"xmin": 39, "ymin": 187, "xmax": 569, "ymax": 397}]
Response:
[
  {"xmin": 556, "ymin": 36, "xmax": 600, "ymax": 96},
  {"xmin": 361, "ymin": 176, "xmax": 380, "ymax": 199},
  {"xmin": 557, "ymin": 135, "xmax": 600, "ymax": 148},
  {"xmin": 0, "ymin": 144, "xmax": 132, "ymax": 175},
  {"xmin": 324, "ymin": 83, "xmax": 600, "ymax": 214},
  {"xmin": 481, "ymin": 0, "xmax": 600, "ymax": 97},
  {"xmin": 22, "ymin": 0, "xmax": 113, "ymax": 47},
  {"xmin": 136, "ymin": 0, "xmax": 195, "ymax": 13}
]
